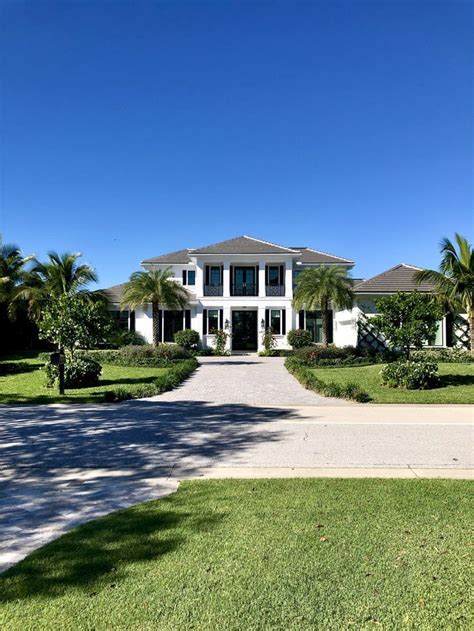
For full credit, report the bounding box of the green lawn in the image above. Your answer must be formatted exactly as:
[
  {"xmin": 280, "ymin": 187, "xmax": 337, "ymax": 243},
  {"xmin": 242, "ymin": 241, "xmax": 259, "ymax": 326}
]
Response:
[
  {"xmin": 0, "ymin": 353, "xmax": 169, "ymax": 404},
  {"xmin": 0, "ymin": 479, "xmax": 471, "ymax": 629},
  {"xmin": 312, "ymin": 363, "xmax": 474, "ymax": 403}
]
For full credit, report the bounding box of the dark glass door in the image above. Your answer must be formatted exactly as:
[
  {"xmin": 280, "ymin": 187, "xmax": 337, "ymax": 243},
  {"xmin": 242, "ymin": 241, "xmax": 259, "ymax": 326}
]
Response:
[
  {"xmin": 233, "ymin": 267, "xmax": 256, "ymax": 296},
  {"xmin": 232, "ymin": 311, "xmax": 258, "ymax": 351}
]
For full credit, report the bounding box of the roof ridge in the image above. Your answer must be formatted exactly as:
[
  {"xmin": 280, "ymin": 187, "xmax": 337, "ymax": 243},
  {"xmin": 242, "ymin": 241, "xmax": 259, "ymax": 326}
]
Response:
[
  {"xmin": 302, "ymin": 246, "xmax": 354, "ymax": 263},
  {"xmin": 242, "ymin": 235, "xmax": 300, "ymax": 253}
]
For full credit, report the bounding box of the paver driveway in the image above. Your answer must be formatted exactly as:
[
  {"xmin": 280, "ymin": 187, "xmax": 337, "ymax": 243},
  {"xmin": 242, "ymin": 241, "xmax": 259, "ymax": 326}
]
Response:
[
  {"xmin": 156, "ymin": 356, "xmax": 350, "ymax": 406},
  {"xmin": 1, "ymin": 356, "xmax": 472, "ymax": 572}
]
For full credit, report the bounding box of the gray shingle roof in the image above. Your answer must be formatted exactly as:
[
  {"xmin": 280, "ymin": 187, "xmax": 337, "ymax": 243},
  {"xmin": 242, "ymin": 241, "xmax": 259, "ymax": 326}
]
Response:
[
  {"xmin": 191, "ymin": 235, "xmax": 299, "ymax": 255},
  {"xmin": 98, "ymin": 283, "xmax": 126, "ymax": 304},
  {"xmin": 353, "ymin": 264, "xmax": 435, "ymax": 294},
  {"xmin": 141, "ymin": 249, "xmax": 191, "ymax": 264},
  {"xmin": 292, "ymin": 247, "xmax": 354, "ymax": 265}
]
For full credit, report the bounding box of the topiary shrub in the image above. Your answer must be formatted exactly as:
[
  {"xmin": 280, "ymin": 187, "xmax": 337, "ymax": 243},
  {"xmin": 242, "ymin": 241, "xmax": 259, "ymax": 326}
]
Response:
[
  {"xmin": 45, "ymin": 356, "xmax": 102, "ymax": 389},
  {"xmin": 381, "ymin": 358, "xmax": 439, "ymax": 390},
  {"xmin": 287, "ymin": 329, "xmax": 313, "ymax": 349},
  {"xmin": 174, "ymin": 329, "xmax": 200, "ymax": 350}
]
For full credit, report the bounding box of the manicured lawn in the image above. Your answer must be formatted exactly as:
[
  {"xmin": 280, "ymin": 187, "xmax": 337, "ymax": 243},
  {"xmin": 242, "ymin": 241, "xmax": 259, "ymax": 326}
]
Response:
[
  {"xmin": 0, "ymin": 479, "xmax": 471, "ymax": 629},
  {"xmin": 312, "ymin": 363, "xmax": 474, "ymax": 403},
  {"xmin": 0, "ymin": 353, "xmax": 169, "ymax": 404}
]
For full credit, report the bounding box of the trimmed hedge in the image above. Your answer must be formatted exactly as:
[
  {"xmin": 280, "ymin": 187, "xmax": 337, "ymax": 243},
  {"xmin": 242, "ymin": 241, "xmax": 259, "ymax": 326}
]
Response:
[
  {"xmin": 103, "ymin": 358, "xmax": 198, "ymax": 402},
  {"xmin": 293, "ymin": 345, "xmax": 396, "ymax": 368},
  {"xmin": 411, "ymin": 348, "xmax": 473, "ymax": 363},
  {"xmin": 285, "ymin": 356, "xmax": 370, "ymax": 403},
  {"xmin": 78, "ymin": 344, "xmax": 191, "ymax": 367}
]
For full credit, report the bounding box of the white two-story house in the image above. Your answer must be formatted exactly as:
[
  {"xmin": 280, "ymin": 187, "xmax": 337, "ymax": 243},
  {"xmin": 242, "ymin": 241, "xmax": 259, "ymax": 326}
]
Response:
[
  {"xmin": 103, "ymin": 235, "xmax": 354, "ymax": 352},
  {"xmin": 102, "ymin": 235, "xmax": 470, "ymax": 352}
]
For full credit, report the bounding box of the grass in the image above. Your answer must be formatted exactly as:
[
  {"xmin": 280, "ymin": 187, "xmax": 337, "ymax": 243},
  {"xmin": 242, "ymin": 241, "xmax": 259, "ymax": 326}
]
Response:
[
  {"xmin": 0, "ymin": 479, "xmax": 471, "ymax": 629},
  {"xmin": 0, "ymin": 352, "xmax": 170, "ymax": 404},
  {"xmin": 311, "ymin": 363, "xmax": 474, "ymax": 404}
]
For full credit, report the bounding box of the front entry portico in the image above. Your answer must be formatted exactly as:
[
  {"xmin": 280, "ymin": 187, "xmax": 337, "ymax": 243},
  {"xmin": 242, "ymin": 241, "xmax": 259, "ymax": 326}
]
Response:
[{"xmin": 232, "ymin": 310, "xmax": 258, "ymax": 351}]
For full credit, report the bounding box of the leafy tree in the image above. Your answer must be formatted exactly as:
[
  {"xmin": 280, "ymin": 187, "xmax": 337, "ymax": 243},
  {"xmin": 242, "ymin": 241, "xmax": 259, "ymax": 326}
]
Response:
[
  {"xmin": 414, "ymin": 233, "xmax": 474, "ymax": 353},
  {"xmin": 121, "ymin": 268, "xmax": 189, "ymax": 347},
  {"xmin": 292, "ymin": 266, "xmax": 354, "ymax": 347},
  {"xmin": 370, "ymin": 292, "xmax": 442, "ymax": 358},
  {"xmin": 14, "ymin": 251, "xmax": 98, "ymax": 320},
  {"xmin": 38, "ymin": 294, "xmax": 110, "ymax": 357},
  {"xmin": 0, "ymin": 237, "xmax": 32, "ymax": 304}
]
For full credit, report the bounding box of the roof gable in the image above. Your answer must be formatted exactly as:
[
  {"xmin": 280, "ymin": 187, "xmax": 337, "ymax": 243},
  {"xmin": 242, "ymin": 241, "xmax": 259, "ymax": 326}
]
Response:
[
  {"xmin": 353, "ymin": 263, "xmax": 435, "ymax": 293},
  {"xmin": 191, "ymin": 235, "xmax": 299, "ymax": 255}
]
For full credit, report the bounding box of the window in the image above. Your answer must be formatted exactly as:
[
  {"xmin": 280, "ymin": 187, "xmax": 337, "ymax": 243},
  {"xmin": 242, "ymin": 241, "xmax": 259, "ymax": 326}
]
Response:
[
  {"xmin": 268, "ymin": 266, "xmax": 280, "ymax": 286},
  {"xmin": 111, "ymin": 310, "xmax": 129, "ymax": 330},
  {"xmin": 210, "ymin": 266, "xmax": 221, "ymax": 286},
  {"xmin": 182, "ymin": 270, "xmax": 196, "ymax": 286},
  {"xmin": 270, "ymin": 309, "xmax": 282, "ymax": 334},
  {"xmin": 306, "ymin": 311, "xmax": 323, "ymax": 343},
  {"xmin": 208, "ymin": 309, "xmax": 219, "ymax": 332},
  {"xmin": 163, "ymin": 310, "xmax": 184, "ymax": 342},
  {"xmin": 426, "ymin": 320, "xmax": 444, "ymax": 347}
]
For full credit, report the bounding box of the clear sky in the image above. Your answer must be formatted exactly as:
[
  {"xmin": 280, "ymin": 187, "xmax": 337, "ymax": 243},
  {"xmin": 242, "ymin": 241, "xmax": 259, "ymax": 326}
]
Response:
[{"xmin": 1, "ymin": 0, "xmax": 472, "ymax": 288}]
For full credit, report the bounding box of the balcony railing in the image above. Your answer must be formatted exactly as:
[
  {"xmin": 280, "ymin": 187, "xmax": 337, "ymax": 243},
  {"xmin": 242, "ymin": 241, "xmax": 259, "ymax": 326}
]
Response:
[
  {"xmin": 203, "ymin": 284, "xmax": 223, "ymax": 296},
  {"xmin": 231, "ymin": 283, "xmax": 257, "ymax": 296},
  {"xmin": 266, "ymin": 284, "xmax": 285, "ymax": 296}
]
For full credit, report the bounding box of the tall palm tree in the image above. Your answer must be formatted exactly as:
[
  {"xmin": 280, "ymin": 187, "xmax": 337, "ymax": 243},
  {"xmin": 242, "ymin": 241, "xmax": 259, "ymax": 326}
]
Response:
[
  {"xmin": 14, "ymin": 251, "xmax": 98, "ymax": 320},
  {"xmin": 293, "ymin": 266, "xmax": 354, "ymax": 347},
  {"xmin": 121, "ymin": 268, "xmax": 189, "ymax": 346},
  {"xmin": 414, "ymin": 233, "xmax": 474, "ymax": 353},
  {"xmin": 0, "ymin": 238, "xmax": 32, "ymax": 303}
]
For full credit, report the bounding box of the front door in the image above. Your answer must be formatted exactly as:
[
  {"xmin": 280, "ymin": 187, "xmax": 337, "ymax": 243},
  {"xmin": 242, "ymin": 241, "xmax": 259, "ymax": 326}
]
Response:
[{"xmin": 232, "ymin": 311, "xmax": 258, "ymax": 351}]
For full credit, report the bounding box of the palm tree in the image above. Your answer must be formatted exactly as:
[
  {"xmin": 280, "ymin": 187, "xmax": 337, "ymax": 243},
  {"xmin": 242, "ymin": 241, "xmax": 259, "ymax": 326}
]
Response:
[
  {"xmin": 14, "ymin": 251, "xmax": 98, "ymax": 320},
  {"xmin": 121, "ymin": 268, "xmax": 189, "ymax": 346},
  {"xmin": 414, "ymin": 233, "xmax": 474, "ymax": 353},
  {"xmin": 293, "ymin": 266, "xmax": 354, "ymax": 347},
  {"xmin": 293, "ymin": 265, "xmax": 354, "ymax": 346},
  {"xmin": 0, "ymin": 238, "xmax": 32, "ymax": 303}
]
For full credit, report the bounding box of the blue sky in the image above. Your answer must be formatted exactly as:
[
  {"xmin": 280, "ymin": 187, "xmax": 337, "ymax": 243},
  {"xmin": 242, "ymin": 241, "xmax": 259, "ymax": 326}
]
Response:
[{"xmin": 1, "ymin": 0, "xmax": 472, "ymax": 287}]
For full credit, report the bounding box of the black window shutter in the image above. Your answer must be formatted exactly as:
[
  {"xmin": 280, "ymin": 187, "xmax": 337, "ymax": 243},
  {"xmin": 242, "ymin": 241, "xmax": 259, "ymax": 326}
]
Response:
[
  {"xmin": 203, "ymin": 309, "xmax": 207, "ymax": 335},
  {"xmin": 185, "ymin": 309, "xmax": 191, "ymax": 329},
  {"xmin": 230, "ymin": 266, "xmax": 233, "ymax": 294},
  {"xmin": 327, "ymin": 310, "xmax": 334, "ymax": 343},
  {"xmin": 299, "ymin": 310, "xmax": 304, "ymax": 329},
  {"xmin": 182, "ymin": 270, "xmax": 187, "ymax": 285},
  {"xmin": 158, "ymin": 310, "xmax": 163, "ymax": 342},
  {"xmin": 256, "ymin": 265, "xmax": 259, "ymax": 295},
  {"xmin": 445, "ymin": 312, "xmax": 453, "ymax": 347},
  {"xmin": 282, "ymin": 309, "xmax": 286, "ymax": 335},
  {"xmin": 279, "ymin": 265, "xmax": 284, "ymax": 285},
  {"xmin": 205, "ymin": 266, "xmax": 210, "ymax": 285},
  {"xmin": 220, "ymin": 265, "xmax": 223, "ymax": 285},
  {"xmin": 219, "ymin": 309, "xmax": 224, "ymax": 329},
  {"xmin": 265, "ymin": 309, "xmax": 269, "ymax": 330},
  {"xmin": 265, "ymin": 265, "xmax": 269, "ymax": 285},
  {"xmin": 129, "ymin": 310, "xmax": 136, "ymax": 332}
]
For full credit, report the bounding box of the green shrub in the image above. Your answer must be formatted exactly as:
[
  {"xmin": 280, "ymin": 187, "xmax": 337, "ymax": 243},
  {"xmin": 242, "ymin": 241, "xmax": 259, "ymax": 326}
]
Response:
[
  {"xmin": 381, "ymin": 358, "xmax": 439, "ymax": 390},
  {"xmin": 45, "ymin": 356, "xmax": 102, "ymax": 389},
  {"xmin": 174, "ymin": 329, "xmax": 200, "ymax": 350},
  {"xmin": 285, "ymin": 357, "xmax": 370, "ymax": 403},
  {"xmin": 213, "ymin": 330, "xmax": 230, "ymax": 356},
  {"xmin": 79, "ymin": 344, "xmax": 191, "ymax": 367},
  {"xmin": 411, "ymin": 348, "xmax": 473, "ymax": 363},
  {"xmin": 108, "ymin": 329, "xmax": 147, "ymax": 347},
  {"xmin": 293, "ymin": 345, "xmax": 396, "ymax": 367},
  {"xmin": 287, "ymin": 329, "xmax": 313, "ymax": 349},
  {"xmin": 103, "ymin": 358, "xmax": 197, "ymax": 402}
]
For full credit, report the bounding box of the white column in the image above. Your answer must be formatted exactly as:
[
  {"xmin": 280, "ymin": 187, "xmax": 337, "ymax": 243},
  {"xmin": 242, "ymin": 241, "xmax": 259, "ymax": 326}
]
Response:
[
  {"xmin": 223, "ymin": 261, "xmax": 230, "ymax": 297},
  {"xmin": 285, "ymin": 305, "xmax": 293, "ymax": 347},
  {"xmin": 223, "ymin": 305, "xmax": 232, "ymax": 350},
  {"xmin": 285, "ymin": 259, "xmax": 293, "ymax": 299},
  {"xmin": 195, "ymin": 260, "xmax": 204, "ymax": 298},
  {"xmin": 258, "ymin": 260, "xmax": 266, "ymax": 297},
  {"xmin": 257, "ymin": 304, "xmax": 266, "ymax": 351}
]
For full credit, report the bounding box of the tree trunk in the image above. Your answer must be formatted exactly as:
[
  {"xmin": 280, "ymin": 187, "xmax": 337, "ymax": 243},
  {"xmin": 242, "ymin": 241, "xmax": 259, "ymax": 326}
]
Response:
[
  {"xmin": 470, "ymin": 310, "xmax": 474, "ymax": 355},
  {"xmin": 321, "ymin": 300, "xmax": 329, "ymax": 347},
  {"xmin": 152, "ymin": 301, "xmax": 160, "ymax": 347}
]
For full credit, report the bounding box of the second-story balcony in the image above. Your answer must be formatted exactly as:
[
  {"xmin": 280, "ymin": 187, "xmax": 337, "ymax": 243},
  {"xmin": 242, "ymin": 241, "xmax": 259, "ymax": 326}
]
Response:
[
  {"xmin": 265, "ymin": 284, "xmax": 285, "ymax": 296},
  {"xmin": 231, "ymin": 283, "xmax": 257, "ymax": 297},
  {"xmin": 204, "ymin": 284, "xmax": 223, "ymax": 296}
]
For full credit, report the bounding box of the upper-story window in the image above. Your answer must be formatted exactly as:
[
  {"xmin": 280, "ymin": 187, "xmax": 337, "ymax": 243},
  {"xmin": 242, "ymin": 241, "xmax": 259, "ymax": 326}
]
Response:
[
  {"xmin": 182, "ymin": 270, "xmax": 196, "ymax": 286},
  {"xmin": 210, "ymin": 266, "xmax": 221, "ymax": 286},
  {"xmin": 266, "ymin": 264, "xmax": 285, "ymax": 296}
]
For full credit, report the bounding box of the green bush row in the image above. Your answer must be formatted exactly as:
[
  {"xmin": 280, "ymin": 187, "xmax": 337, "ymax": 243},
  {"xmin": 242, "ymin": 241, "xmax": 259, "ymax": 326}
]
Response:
[
  {"xmin": 411, "ymin": 348, "xmax": 473, "ymax": 363},
  {"xmin": 103, "ymin": 358, "xmax": 198, "ymax": 402},
  {"xmin": 285, "ymin": 357, "xmax": 370, "ymax": 403},
  {"xmin": 293, "ymin": 345, "xmax": 397, "ymax": 367}
]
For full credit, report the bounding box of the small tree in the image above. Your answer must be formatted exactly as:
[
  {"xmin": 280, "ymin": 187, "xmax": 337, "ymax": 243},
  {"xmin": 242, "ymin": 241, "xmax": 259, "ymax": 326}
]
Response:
[
  {"xmin": 38, "ymin": 294, "xmax": 110, "ymax": 357},
  {"xmin": 261, "ymin": 327, "xmax": 277, "ymax": 354},
  {"xmin": 369, "ymin": 292, "xmax": 442, "ymax": 358}
]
